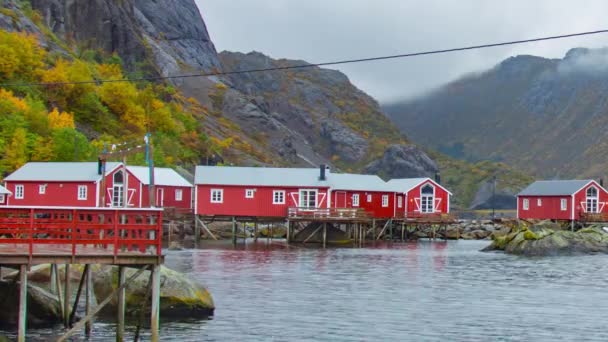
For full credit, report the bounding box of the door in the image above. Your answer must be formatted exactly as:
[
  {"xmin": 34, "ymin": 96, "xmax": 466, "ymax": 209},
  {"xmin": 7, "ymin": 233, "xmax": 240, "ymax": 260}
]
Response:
[
  {"xmin": 112, "ymin": 171, "xmax": 125, "ymax": 207},
  {"xmin": 156, "ymin": 188, "xmax": 164, "ymax": 207},
  {"xmin": 335, "ymin": 191, "xmax": 347, "ymax": 208}
]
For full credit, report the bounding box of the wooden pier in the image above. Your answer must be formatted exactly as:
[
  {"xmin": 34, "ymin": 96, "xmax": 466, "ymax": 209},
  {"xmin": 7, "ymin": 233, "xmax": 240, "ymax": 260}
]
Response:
[{"xmin": 0, "ymin": 206, "xmax": 164, "ymax": 342}]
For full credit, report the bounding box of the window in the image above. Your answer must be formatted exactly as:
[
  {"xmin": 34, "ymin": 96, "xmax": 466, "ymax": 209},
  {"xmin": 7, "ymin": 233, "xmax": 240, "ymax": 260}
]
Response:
[
  {"xmin": 273, "ymin": 190, "xmax": 285, "ymax": 204},
  {"xmin": 0, "ymin": 194, "xmax": 4, "ymax": 203},
  {"xmin": 523, "ymin": 198, "xmax": 529, "ymax": 210},
  {"xmin": 398, "ymin": 196, "xmax": 403, "ymax": 208},
  {"xmin": 175, "ymin": 189, "xmax": 183, "ymax": 201},
  {"xmin": 211, "ymin": 189, "xmax": 223, "ymax": 203},
  {"xmin": 245, "ymin": 189, "xmax": 255, "ymax": 199},
  {"xmin": 352, "ymin": 194, "xmax": 360, "ymax": 207},
  {"xmin": 421, "ymin": 184, "xmax": 435, "ymax": 213},
  {"xmin": 586, "ymin": 186, "xmax": 599, "ymax": 213},
  {"xmin": 382, "ymin": 195, "xmax": 389, "ymax": 207},
  {"xmin": 112, "ymin": 171, "xmax": 124, "ymax": 207},
  {"xmin": 561, "ymin": 198, "xmax": 567, "ymax": 211},
  {"xmin": 39, "ymin": 184, "xmax": 46, "ymax": 194},
  {"xmin": 15, "ymin": 185, "xmax": 24, "ymax": 199},
  {"xmin": 299, "ymin": 190, "xmax": 317, "ymax": 208},
  {"xmin": 78, "ymin": 185, "xmax": 87, "ymax": 200},
  {"xmin": 537, "ymin": 198, "xmax": 542, "ymax": 206},
  {"xmin": 367, "ymin": 194, "xmax": 372, "ymax": 202}
]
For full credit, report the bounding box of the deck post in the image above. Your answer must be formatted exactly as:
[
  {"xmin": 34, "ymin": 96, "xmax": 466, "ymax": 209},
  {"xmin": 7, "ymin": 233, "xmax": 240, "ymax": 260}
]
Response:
[
  {"xmin": 286, "ymin": 220, "xmax": 291, "ymax": 244},
  {"xmin": 194, "ymin": 216, "xmax": 201, "ymax": 242},
  {"xmin": 151, "ymin": 264, "xmax": 161, "ymax": 342},
  {"xmin": 117, "ymin": 266, "xmax": 126, "ymax": 342},
  {"xmin": 18, "ymin": 264, "xmax": 27, "ymax": 342},
  {"xmin": 323, "ymin": 222, "xmax": 327, "ymax": 248},
  {"xmin": 64, "ymin": 264, "xmax": 71, "ymax": 328},
  {"xmin": 372, "ymin": 220, "xmax": 376, "ymax": 243},
  {"xmin": 231, "ymin": 217, "xmax": 237, "ymax": 246},
  {"xmin": 401, "ymin": 223, "xmax": 405, "ymax": 241},
  {"xmin": 254, "ymin": 222, "xmax": 259, "ymax": 242},
  {"xmin": 85, "ymin": 264, "xmax": 93, "ymax": 337}
]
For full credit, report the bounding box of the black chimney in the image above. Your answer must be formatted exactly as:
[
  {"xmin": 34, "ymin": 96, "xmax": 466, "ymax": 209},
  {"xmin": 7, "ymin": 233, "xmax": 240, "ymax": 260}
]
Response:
[
  {"xmin": 97, "ymin": 158, "xmax": 103, "ymax": 175},
  {"xmin": 319, "ymin": 164, "xmax": 326, "ymax": 181},
  {"xmin": 601, "ymin": 178, "xmax": 604, "ymax": 187},
  {"xmin": 435, "ymin": 172, "xmax": 441, "ymax": 184}
]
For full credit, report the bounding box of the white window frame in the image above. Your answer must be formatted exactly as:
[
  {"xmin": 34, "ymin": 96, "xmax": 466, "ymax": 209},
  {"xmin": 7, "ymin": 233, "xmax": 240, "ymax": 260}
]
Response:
[
  {"xmin": 273, "ymin": 190, "xmax": 285, "ymax": 205},
  {"xmin": 382, "ymin": 195, "xmax": 389, "ymax": 207},
  {"xmin": 367, "ymin": 194, "xmax": 372, "ymax": 202},
  {"xmin": 77, "ymin": 185, "xmax": 87, "ymax": 200},
  {"xmin": 586, "ymin": 186, "xmax": 599, "ymax": 213},
  {"xmin": 245, "ymin": 189, "xmax": 255, "ymax": 199},
  {"xmin": 15, "ymin": 185, "xmax": 24, "ymax": 199},
  {"xmin": 420, "ymin": 184, "xmax": 435, "ymax": 213},
  {"xmin": 175, "ymin": 189, "xmax": 183, "ymax": 201},
  {"xmin": 523, "ymin": 198, "xmax": 529, "ymax": 210},
  {"xmin": 0, "ymin": 194, "xmax": 4, "ymax": 202},
  {"xmin": 560, "ymin": 198, "xmax": 567, "ymax": 211},
  {"xmin": 537, "ymin": 198, "xmax": 542, "ymax": 206},
  {"xmin": 39, "ymin": 184, "xmax": 46, "ymax": 194},
  {"xmin": 298, "ymin": 189, "xmax": 317, "ymax": 209},
  {"xmin": 211, "ymin": 189, "xmax": 223, "ymax": 203},
  {"xmin": 398, "ymin": 196, "xmax": 403, "ymax": 208},
  {"xmin": 352, "ymin": 194, "xmax": 360, "ymax": 207}
]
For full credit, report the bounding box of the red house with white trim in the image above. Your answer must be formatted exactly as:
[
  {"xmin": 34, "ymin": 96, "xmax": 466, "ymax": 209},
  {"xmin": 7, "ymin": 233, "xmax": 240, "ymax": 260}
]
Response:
[
  {"xmin": 194, "ymin": 166, "xmax": 330, "ymax": 217},
  {"xmin": 386, "ymin": 178, "xmax": 451, "ymax": 217},
  {"xmin": 517, "ymin": 180, "xmax": 608, "ymax": 221},
  {"xmin": 328, "ymin": 173, "xmax": 396, "ymax": 219},
  {"xmin": 0, "ymin": 185, "xmax": 11, "ymax": 206},
  {"xmin": 4, "ymin": 162, "xmax": 192, "ymax": 210}
]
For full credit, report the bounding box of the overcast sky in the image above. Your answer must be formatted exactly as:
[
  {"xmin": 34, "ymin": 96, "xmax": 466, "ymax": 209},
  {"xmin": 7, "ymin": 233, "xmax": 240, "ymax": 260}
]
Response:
[{"xmin": 195, "ymin": 0, "xmax": 608, "ymax": 103}]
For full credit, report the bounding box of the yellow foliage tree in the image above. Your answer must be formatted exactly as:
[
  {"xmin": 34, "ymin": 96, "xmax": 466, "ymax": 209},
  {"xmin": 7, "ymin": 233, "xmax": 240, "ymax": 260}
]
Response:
[
  {"xmin": 3, "ymin": 128, "xmax": 28, "ymax": 171},
  {"xmin": 0, "ymin": 31, "xmax": 45, "ymax": 80},
  {"xmin": 48, "ymin": 108, "xmax": 75, "ymax": 130}
]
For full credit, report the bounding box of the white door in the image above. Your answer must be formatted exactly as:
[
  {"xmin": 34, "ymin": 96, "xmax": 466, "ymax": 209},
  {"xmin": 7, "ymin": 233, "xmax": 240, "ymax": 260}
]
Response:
[{"xmin": 156, "ymin": 188, "xmax": 164, "ymax": 207}]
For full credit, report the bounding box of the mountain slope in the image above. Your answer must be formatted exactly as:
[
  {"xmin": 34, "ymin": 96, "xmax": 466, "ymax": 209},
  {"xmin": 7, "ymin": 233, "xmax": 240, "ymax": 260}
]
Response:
[{"xmin": 385, "ymin": 48, "xmax": 608, "ymax": 179}]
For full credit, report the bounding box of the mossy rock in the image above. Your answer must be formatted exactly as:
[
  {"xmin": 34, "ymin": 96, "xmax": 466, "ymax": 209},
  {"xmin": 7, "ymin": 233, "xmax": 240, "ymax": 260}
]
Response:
[
  {"xmin": 93, "ymin": 266, "xmax": 214, "ymax": 319},
  {"xmin": 0, "ymin": 280, "xmax": 62, "ymax": 327}
]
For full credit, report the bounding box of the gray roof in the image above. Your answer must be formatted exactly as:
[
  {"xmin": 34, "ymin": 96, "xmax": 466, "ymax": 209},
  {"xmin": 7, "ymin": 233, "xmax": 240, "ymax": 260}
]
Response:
[
  {"xmin": 0, "ymin": 185, "xmax": 11, "ymax": 195},
  {"xmin": 4, "ymin": 162, "xmax": 121, "ymax": 182},
  {"xmin": 328, "ymin": 173, "xmax": 392, "ymax": 192},
  {"xmin": 195, "ymin": 166, "xmax": 329, "ymax": 187},
  {"xmin": 127, "ymin": 166, "xmax": 192, "ymax": 187},
  {"xmin": 518, "ymin": 180, "xmax": 595, "ymax": 196},
  {"xmin": 387, "ymin": 178, "xmax": 452, "ymax": 195}
]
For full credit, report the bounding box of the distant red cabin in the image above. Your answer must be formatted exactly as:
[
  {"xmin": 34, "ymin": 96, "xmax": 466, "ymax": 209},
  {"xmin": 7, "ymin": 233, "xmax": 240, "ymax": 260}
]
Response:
[
  {"xmin": 387, "ymin": 178, "xmax": 451, "ymax": 217},
  {"xmin": 4, "ymin": 162, "xmax": 192, "ymax": 210},
  {"xmin": 517, "ymin": 180, "xmax": 608, "ymax": 221},
  {"xmin": 0, "ymin": 185, "xmax": 11, "ymax": 206}
]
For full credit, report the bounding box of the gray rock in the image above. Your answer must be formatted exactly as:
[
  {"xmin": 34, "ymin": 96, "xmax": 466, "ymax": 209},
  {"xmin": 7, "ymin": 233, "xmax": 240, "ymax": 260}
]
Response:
[
  {"xmin": 0, "ymin": 280, "xmax": 62, "ymax": 327},
  {"xmin": 319, "ymin": 120, "xmax": 368, "ymax": 162},
  {"xmin": 469, "ymin": 179, "xmax": 517, "ymax": 210},
  {"xmin": 364, "ymin": 144, "xmax": 438, "ymax": 179}
]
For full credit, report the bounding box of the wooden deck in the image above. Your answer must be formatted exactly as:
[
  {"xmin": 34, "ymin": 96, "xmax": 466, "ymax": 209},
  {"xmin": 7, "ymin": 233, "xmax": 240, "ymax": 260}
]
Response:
[{"xmin": 288, "ymin": 207, "xmax": 372, "ymax": 223}]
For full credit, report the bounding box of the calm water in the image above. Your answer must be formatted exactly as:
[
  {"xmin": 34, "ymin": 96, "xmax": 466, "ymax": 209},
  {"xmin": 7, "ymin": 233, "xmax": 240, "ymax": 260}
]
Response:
[{"xmin": 5, "ymin": 240, "xmax": 608, "ymax": 341}]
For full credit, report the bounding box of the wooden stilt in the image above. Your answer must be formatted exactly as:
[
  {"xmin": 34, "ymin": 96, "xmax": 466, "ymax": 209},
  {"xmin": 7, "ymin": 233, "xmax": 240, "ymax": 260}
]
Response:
[
  {"xmin": 117, "ymin": 266, "xmax": 126, "ymax": 342},
  {"xmin": 254, "ymin": 222, "xmax": 259, "ymax": 242},
  {"xmin": 69, "ymin": 265, "xmax": 88, "ymax": 327},
  {"xmin": 55, "ymin": 264, "xmax": 64, "ymax": 320},
  {"xmin": 303, "ymin": 225, "xmax": 323, "ymax": 244},
  {"xmin": 151, "ymin": 265, "xmax": 161, "ymax": 342},
  {"xmin": 134, "ymin": 271, "xmax": 154, "ymax": 342},
  {"xmin": 286, "ymin": 220, "xmax": 291, "ymax": 244},
  {"xmin": 17, "ymin": 264, "xmax": 27, "ymax": 342},
  {"xmin": 85, "ymin": 265, "xmax": 92, "ymax": 337},
  {"xmin": 50, "ymin": 264, "xmax": 57, "ymax": 294},
  {"xmin": 231, "ymin": 217, "xmax": 237, "ymax": 246},
  {"xmin": 401, "ymin": 223, "xmax": 405, "ymax": 242},
  {"xmin": 64, "ymin": 264, "xmax": 71, "ymax": 328},
  {"xmin": 372, "ymin": 219, "xmax": 376, "ymax": 244},
  {"xmin": 323, "ymin": 222, "xmax": 327, "ymax": 248},
  {"xmin": 194, "ymin": 216, "xmax": 201, "ymax": 242}
]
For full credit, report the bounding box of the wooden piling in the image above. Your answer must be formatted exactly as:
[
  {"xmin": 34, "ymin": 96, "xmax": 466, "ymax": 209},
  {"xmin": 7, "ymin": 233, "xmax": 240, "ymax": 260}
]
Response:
[
  {"xmin": 286, "ymin": 220, "xmax": 291, "ymax": 244},
  {"xmin": 322, "ymin": 222, "xmax": 327, "ymax": 248},
  {"xmin": 50, "ymin": 264, "xmax": 57, "ymax": 294},
  {"xmin": 401, "ymin": 223, "xmax": 405, "ymax": 241},
  {"xmin": 69, "ymin": 265, "xmax": 88, "ymax": 327},
  {"xmin": 151, "ymin": 265, "xmax": 161, "ymax": 342},
  {"xmin": 85, "ymin": 265, "xmax": 92, "ymax": 337},
  {"xmin": 63, "ymin": 264, "xmax": 71, "ymax": 328},
  {"xmin": 231, "ymin": 217, "xmax": 237, "ymax": 246},
  {"xmin": 18, "ymin": 264, "xmax": 27, "ymax": 342},
  {"xmin": 194, "ymin": 216, "xmax": 201, "ymax": 242},
  {"xmin": 372, "ymin": 219, "xmax": 376, "ymax": 243},
  {"xmin": 254, "ymin": 222, "xmax": 259, "ymax": 242},
  {"xmin": 117, "ymin": 266, "xmax": 126, "ymax": 342}
]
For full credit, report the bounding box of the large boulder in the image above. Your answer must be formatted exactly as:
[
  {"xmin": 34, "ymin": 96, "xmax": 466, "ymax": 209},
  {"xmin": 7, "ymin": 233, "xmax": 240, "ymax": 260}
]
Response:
[
  {"xmin": 483, "ymin": 222, "xmax": 608, "ymax": 256},
  {"xmin": 93, "ymin": 266, "xmax": 214, "ymax": 319},
  {"xmin": 0, "ymin": 280, "xmax": 62, "ymax": 327}
]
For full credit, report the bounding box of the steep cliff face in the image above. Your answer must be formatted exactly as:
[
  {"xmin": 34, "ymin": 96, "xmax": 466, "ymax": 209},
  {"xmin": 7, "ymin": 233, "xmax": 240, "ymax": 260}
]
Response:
[{"xmin": 385, "ymin": 48, "xmax": 608, "ymax": 179}]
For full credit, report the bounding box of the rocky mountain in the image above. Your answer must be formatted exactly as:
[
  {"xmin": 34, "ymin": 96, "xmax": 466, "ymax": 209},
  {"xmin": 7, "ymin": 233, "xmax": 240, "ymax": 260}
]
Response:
[
  {"xmin": 0, "ymin": 0, "xmax": 531, "ymax": 208},
  {"xmin": 385, "ymin": 48, "xmax": 608, "ymax": 180}
]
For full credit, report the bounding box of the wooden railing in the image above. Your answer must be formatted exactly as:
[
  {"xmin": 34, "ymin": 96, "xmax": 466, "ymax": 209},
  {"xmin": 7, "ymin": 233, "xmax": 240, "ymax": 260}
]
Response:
[
  {"xmin": 394, "ymin": 212, "xmax": 457, "ymax": 223},
  {"xmin": 288, "ymin": 207, "xmax": 371, "ymax": 220},
  {"xmin": 0, "ymin": 207, "xmax": 163, "ymax": 257},
  {"xmin": 580, "ymin": 212, "xmax": 608, "ymax": 223}
]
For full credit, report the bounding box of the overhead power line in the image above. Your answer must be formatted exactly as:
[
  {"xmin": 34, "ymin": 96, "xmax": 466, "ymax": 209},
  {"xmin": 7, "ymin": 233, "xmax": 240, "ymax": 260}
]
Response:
[{"xmin": 2, "ymin": 29, "xmax": 608, "ymax": 88}]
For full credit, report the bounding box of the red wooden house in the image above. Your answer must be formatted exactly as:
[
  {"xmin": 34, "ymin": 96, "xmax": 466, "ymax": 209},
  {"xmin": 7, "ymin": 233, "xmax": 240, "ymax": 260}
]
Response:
[
  {"xmin": 194, "ymin": 166, "xmax": 330, "ymax": 217},
  {"xmin": 0, "ymin": 185, "xmax": 11, "ymax": 205},
  {"xmin": 102, "ymin": 166, "xmax": 192, "ymax": 210},
  {"xmin": 4, "ymin": 162, "xmax": 192, "ymax": 210},
  {"xmin": 386, "ymin": 178, "xmax": 451, "ymax": 217},
  {"xmin": 328, "ymin": 173, "xmax": 396, "ymax": 219},
  {"xmin": 517, "ymin": 180, "xmax": 608, "ymax": 221}
]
